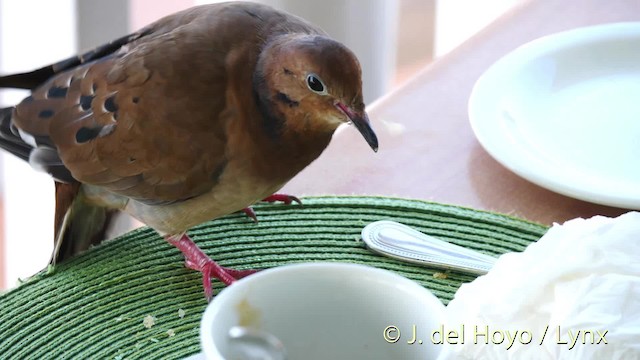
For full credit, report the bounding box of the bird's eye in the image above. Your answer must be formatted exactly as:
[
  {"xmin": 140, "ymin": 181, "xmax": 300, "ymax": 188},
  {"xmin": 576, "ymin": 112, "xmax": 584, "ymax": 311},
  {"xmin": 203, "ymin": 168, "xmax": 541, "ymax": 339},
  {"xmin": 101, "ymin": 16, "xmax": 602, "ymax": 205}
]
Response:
[{"xmin": 306, "ymin": 74, "xmax": 327, "ymax": 95}]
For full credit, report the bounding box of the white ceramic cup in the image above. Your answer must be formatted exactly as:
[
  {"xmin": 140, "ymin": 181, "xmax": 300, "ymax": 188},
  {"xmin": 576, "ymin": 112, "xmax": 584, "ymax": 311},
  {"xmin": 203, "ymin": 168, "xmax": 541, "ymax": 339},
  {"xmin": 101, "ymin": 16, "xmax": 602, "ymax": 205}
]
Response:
[{"xmin": 200, "ymin": 262, "xmax": 446, "ymax": 359}]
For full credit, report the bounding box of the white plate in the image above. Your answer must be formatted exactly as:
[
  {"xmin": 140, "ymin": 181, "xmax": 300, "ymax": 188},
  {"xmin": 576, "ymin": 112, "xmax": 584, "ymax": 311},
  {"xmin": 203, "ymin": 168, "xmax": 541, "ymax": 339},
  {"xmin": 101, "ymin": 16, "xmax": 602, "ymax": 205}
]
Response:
[{"xmin": 469, "ymin": 22, "xmax": 640, "ymax": 209}]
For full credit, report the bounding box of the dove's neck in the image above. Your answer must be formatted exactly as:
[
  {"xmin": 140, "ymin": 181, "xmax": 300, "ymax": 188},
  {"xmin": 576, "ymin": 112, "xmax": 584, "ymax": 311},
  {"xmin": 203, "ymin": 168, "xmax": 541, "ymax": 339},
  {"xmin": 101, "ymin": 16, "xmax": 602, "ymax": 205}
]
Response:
[
  {"xmin": 249, "ymin": 79, "xmax": 332, "ymax": 182},
  {"xmin": 252, "ymin": 86, "xmax": 333, "ymax": 180}
]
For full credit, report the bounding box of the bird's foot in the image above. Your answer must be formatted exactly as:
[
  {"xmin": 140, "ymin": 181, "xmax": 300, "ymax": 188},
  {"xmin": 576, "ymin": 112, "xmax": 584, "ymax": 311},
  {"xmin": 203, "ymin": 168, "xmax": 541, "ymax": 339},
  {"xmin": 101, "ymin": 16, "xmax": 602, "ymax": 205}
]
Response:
[
  {"xmin": 240, "ymin": 193, "xmax": 302, "ymax": 223},
  {"xmin": 166, "ymin": 233, "xmax": 257, "ymax": 301}
]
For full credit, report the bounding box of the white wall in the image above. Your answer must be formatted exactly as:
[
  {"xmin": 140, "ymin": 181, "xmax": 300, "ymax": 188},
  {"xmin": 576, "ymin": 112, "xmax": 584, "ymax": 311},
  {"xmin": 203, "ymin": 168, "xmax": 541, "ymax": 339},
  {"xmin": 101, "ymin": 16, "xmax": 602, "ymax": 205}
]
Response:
[{"xmin": 435, "ymin": 0, "xmax": 520, "ymax": 57}]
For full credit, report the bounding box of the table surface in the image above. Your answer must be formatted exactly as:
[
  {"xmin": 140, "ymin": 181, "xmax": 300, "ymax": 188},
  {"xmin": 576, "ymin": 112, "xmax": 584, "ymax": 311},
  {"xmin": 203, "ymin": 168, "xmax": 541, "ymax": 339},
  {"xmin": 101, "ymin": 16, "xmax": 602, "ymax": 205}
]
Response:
[{"xmin": 283, "ymin": 0, "xmax": 639, "ymax": 226}]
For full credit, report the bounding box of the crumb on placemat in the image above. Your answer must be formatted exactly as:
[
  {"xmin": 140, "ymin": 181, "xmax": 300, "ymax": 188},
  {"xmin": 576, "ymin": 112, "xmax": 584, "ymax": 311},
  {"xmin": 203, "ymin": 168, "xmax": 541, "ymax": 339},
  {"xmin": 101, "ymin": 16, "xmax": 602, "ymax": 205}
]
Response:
[
  {"xmin": 433, "ymin": 272, "xmax": 448, "ymax": 279},
  {"xmin": 143, "ymin": 315, "xmax": 156, "ymax": 329}
]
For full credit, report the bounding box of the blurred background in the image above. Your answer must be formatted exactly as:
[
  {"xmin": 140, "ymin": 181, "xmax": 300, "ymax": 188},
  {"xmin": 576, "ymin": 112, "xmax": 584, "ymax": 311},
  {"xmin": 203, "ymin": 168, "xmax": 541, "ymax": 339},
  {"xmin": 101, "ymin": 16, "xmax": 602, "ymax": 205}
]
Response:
[{"xmin": 0, "ymin": 0, "xmax": 522, "ymax": 289}]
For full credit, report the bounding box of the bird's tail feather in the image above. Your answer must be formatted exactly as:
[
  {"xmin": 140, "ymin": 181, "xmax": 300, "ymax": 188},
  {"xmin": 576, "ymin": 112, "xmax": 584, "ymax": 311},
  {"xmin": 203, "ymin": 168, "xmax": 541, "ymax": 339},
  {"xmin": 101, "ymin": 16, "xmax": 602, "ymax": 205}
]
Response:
[
  {"xmin": 1, "ymin": 109, "xmax": 110, "ymax": 263},
  {"xmin": 0, "ymin": 107, "xmax": 75, "ymax": 182},
  {"xmin": 0, "ymin": 107, "xmax": 32, "ymax": 161},
  {"xmin": 52, "ymin": 182, "xmax": 115, "ymax": 264},
  {"xmin": 0, "ymin": 67, "xmax": 59, "ymax": 90}
]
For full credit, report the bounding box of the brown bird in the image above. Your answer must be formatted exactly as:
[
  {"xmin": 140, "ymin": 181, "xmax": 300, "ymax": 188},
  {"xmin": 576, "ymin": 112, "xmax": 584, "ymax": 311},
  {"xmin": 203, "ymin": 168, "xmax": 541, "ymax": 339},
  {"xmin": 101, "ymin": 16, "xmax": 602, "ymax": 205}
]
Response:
[{"xmin": 0, "ymin": 1, "xmax": 378, "ymax": 300}]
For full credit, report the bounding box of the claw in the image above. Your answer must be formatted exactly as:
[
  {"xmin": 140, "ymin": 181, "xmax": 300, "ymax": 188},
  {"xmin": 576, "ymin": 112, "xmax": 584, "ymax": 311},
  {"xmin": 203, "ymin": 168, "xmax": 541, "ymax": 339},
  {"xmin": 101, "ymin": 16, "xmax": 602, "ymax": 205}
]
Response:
[
  {"xmin": 262, "ymin": 193, "xmax": 302, "ymax": 206},
  {"xmin": 241, "ymin": 207, "xmax": 259, "ymax": 223},
  {"xmin": 240, "ymin": 194, "xmax": 302, "ymax": 222}
]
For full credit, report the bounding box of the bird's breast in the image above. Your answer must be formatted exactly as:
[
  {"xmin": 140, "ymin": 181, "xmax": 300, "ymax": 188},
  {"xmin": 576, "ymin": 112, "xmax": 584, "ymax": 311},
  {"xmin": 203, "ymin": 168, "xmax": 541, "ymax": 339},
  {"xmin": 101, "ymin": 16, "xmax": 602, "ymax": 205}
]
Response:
[{"xmin": 122, "ymin": 160, "xmax": 284, "ymax": 235}]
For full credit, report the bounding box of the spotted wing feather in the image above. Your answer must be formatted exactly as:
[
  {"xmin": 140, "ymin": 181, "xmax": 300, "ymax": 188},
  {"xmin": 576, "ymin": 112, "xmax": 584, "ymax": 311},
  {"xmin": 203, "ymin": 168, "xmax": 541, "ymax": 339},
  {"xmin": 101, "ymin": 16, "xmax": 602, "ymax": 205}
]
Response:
[{"xmin": 4, "ymin": 6, "xmax": 252, "ymax": 204}]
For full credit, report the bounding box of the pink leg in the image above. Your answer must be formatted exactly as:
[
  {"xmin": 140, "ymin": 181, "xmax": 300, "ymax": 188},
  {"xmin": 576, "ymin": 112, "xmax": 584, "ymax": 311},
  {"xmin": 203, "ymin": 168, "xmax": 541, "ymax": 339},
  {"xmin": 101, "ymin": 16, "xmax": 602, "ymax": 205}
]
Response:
[
  {"xmin": 239, "ymin": 193, "xmax": 303, "ymax": 222},
  {"xmin": 166, "ymin": 234, "xmax": 257, "ymax": 301}
]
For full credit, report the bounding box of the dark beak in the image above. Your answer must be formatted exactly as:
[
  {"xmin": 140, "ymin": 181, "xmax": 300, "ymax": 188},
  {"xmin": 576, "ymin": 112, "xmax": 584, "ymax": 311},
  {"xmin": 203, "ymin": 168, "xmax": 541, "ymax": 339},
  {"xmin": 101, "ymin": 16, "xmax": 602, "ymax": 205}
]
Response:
[{"xmin": 336, "ymin": 103, "xmax": 379, "ymax": 152}]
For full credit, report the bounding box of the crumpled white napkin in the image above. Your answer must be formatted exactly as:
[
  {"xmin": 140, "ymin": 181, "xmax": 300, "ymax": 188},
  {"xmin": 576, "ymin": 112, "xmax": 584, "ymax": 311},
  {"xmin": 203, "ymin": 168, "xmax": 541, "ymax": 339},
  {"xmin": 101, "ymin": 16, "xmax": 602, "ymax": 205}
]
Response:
[{"xmin": 440, "ymin": 212, "xmax": 640, "ymax": 360}]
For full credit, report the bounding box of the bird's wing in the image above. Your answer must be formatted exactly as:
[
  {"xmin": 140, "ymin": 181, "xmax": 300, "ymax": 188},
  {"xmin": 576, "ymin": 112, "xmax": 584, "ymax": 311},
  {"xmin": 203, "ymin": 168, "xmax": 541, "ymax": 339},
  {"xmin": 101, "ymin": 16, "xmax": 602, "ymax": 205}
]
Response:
[
  {"xmin": 4, "ymin": 2, "xmax": 327, "ymax": 204},
  {"xmin": 6, "ymin": 5, "xmax": 261, "ymax": 205}
]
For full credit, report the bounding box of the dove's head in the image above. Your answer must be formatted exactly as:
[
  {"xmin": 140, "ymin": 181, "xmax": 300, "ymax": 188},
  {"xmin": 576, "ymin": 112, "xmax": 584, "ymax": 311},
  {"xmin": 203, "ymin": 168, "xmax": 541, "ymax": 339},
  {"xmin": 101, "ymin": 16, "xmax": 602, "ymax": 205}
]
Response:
[{"xmin": 254, "ymin": 34, "xmax": 378, "ymax": 152}]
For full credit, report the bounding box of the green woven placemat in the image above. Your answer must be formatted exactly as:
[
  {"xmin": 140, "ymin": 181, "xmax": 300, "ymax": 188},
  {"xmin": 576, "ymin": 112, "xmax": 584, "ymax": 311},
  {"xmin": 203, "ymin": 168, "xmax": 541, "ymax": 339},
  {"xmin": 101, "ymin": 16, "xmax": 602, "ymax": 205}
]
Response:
[{"xmin": 0, "ymin": 196, "xmax": 547, "ymax": 359}]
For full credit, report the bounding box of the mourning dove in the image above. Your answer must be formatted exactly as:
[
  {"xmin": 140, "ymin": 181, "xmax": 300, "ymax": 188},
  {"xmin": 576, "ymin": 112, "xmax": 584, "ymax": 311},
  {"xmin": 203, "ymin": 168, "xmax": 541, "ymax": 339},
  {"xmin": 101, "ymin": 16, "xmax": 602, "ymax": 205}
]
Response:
[{"xmin": 0, "ymin": 1, "xmax": 378, "ymax": 299}]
